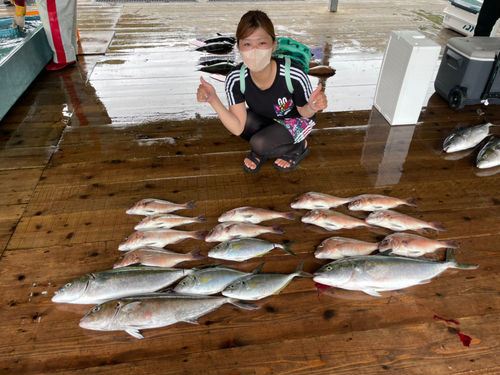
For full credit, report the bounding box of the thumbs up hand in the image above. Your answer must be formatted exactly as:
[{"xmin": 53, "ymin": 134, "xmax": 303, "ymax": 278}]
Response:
[
  {"xmin": 197, "ymin": 76, "xmax": 216, "ymax": 104},
  {"xmin": 308, "ymin": 84, "xmax": 328, "ymax": 112}
]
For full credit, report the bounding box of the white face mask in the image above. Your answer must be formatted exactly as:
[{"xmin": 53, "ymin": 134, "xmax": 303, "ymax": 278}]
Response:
[{"xmin": 240, "ymin": 48, "xmax": 273, "ymax": 72}]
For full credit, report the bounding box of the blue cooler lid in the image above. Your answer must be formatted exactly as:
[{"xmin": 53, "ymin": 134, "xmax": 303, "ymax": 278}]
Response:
[{"xmin": 450, "ymin": 0, "xmax": 482, "ymax": 14}]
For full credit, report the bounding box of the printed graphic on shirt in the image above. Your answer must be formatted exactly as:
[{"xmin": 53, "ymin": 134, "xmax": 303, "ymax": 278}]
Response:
[
  {"xmin": 274, "ymin": 97, "xmax": 294, "ymax": 117},
  {"xmin": 275, "ymin": 117, "xmax": 316, "ymax": 144}
]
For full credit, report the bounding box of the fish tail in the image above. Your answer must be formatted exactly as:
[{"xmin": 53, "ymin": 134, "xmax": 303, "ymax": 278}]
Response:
[
  {"xmin": 186, "ymin": 200, "xmax": 197, "ymax": 209},
  {"xmin": 271, "ymin": 224, "xmax": 285, "ymax": 234},
  {"xmin": 282, "ymin": 240, "xmax": 298, "ymax": 257},
  {"xmin": 283, "ymin": 211, "xmax": 296, "ymax": 220},
  {"xmin": 294, "ymin": 259, "xmax": 314, "ymax": 278},
  {"xmin": 443, "ymin": 239, "xmax": 459, "ymax": 249},
  {"xmin": 228, "ymin": 299, "xmax": 260, "ymax": 310},
  {"xmin": 446, "ymin": 249, "xmax": 479, "ymax": 270},
  {"xmin": 252, "ymin": 263, "xmax": 265, "ymax": 274},
  {"xmin": 196, "ymin": 214, "xmax": 207, "ymax": 222},
  {"xmin": 405, "ymin": 198, "xmax": 418, "ymax": 207},
  {"xmin": 193, "ymin": 230, "xmax": 207, "ymax": 240},
  {"xmin": 188, "ymin": 248, "xmax": 206, "ymax": 260},
  {"xmin": 431, "ymin": 222, "xmax": 446, "ymax": 231}
]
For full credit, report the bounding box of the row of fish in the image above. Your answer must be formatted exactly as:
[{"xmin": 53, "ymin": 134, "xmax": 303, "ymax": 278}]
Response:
[{"xmin": 443, "ymin": 120, "xmax": 500, "ymax": 169}]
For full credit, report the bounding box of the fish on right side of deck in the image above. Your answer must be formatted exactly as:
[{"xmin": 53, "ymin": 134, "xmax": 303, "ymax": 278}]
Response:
[
  {"xmin": 290, "ymin": 191, "xmax": 354, "ymax": 210},
  {"xmin": 378, "ymin": 233, "xmax": 459, "ymax": 257},
  {"xmin": 476, "ymin": 136, "xmax": 500, "ymax": 169},
  {"xmin": 365, "ymin": 210, "xmax": 445, "ymax": 232},
  {"xmin": 443, "ymin": 122, "xmax": 493, "ymax": 153},
  {"xmin": 301, "ymin": 209, "xmax": 375, "ymax": 231},
  {"xmin": 348, "ymin": 194, "xmax": 417, "ymax": 211},
  {"xmin": 315, "ymin": 236, "xmax": 379, "ymax": 259}
]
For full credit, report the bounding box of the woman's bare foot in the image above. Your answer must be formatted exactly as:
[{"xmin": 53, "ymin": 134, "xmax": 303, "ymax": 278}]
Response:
[{"xmin": 275, "ymin": 141, "xmax": 308, "ymax": 169}]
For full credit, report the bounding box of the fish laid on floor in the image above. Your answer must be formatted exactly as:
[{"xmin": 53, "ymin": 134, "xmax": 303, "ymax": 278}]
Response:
[
  {"xmin": 476, "ymin": 137, "xmax": 500, "ymax": 169},
  {"xmin": 118, "ymin": 229, "xmax": 206, "ymax": 251},
  {"xmin": 365, "ymin": 210, "xmax": 445, "ymax": 232},
  {"xmin": 203, "ymin": 34, "xmax": 236, "ymax": 45},
  {"xmin": 126, "ymin": 199, "xmax": 196, "ymax": 216},
  {"xmin": 114, "ymin": 247, "xmax": 205, "ymax": 268},
  {"xmin": 290, "ymin": 191, "xmax": 354, "ymax": 210},
  {"xmin": 443, "ymin": 121, "xmax": 495, "ymax": 153},
  {"xmin": 315, "ymin": 237, "xmax": 379, "ymax": 259},
  {"xmin": 79, "ymin": 293, "xmax": 259, "ymax": 339},
  {"xmin": 313, "ymin": 249, "xmax": 478, "ymax": 297},
  {"xmin": 348, "ymin": 194, "xmax": 417, "ymax": 211},
  {"xmin": 301, "ymin": 209, "xmax": 375, "ymax": 231},
  {"xmin": 199, "ymin": 62, "xmax": 236, "ymax": 75},
  {"xmin": 52, "ymin": 267, "xmax": 194, "ymax": 304},
  {"xmin": 222, "ymin": 260, "xmax": 313, "ymax": 300},
  {"xmin": 205, "ymin": 222, "xmax": 284, "ymax": 243},
  {"xmin": 378, "ymin": 233, "xmax": 459, "ymax": 257},
  {"xmin": 218, "ymin": 206, "xmax": 295, "ymax": 224},
  {"xmin": 307, "ymin": 65, "xmax": 336, "ymax": 77},
  {"xmin": 208, "ymin": 238, "xmax": 297, "ymax": 261},
  {"xmin": 134, "ymin": 214, "xmax": 207, "ymax": 230},
  {"xmin": 174, "ymin": 263, "xmax": 264, "ymax": 295},
  {"xmin": 196, "ymin": 41, "xmax": 234, "ymax": 53}
]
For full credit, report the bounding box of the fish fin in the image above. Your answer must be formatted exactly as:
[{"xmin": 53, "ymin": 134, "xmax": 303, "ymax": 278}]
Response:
[
  {"xmin": 431, "ymin": 222, "xmax": 446, "ymax": 231},
  {"xmin": 271, "ymin": 224, "xmax": 285, "ymax": 234},
  {"xmin": 284, "ymin": 211, "xmax": 296, "ymax": 220},
  {"xmin": 188, "ymin": 248, "xmax": 206, "ymax": 260},
  {"xmin": 294, "ymin": 259, "xmax": 314, "ymax": 278},
  {"xmin": 183, "ymin": 318, "xmax": 200, "ymax": 325},
  {"xmin": 443, "ymin": 239, "xmax": 459, "ymax": 249},
  {"xmin": 282, "ymin": 240, "xmax": 298, "ymax": 257},
  {"xmin": 125, "ymin": 328, "xmax": 144, "ymax": 339},
  {"xmin": 378, "ymin": 248, "xmax": 390, "ymax": 253},
  {"xmin": 228, "ymin": 299, "xmax": 260, "ymax": 310},
  {"xmin": 121, "ymin": 301, "xmax": 142, "ymax": 313},
  {"xmin": 192, "ymin": 263, "xmax": 223, "ymax": 271},
  {"xmin": 363, "ymin": 289, "xmax": 382, "ymax": 297},
  {"xmin": 252, "ymin": 263, "xmax": 265, "ymax": 274},
  {"xmin": 186, "ymin": 201, "xmax": 197, "ymax": 209},
  {"xmin": 196, "ymin": 214, "xmax": 207, "ymax": 222},
  {"xmin": 194, "ymin": 230, "xmax": 207, "ymax": 240},
  {"xmin": 405, "ymin": 198, "xmax": 418, "ymax": 207},
  {"xmin": 417, "ymin": 279, "xmax": 433, "ymax": 285},
  {"xmin": 446, "ymin": 249, "xmax": 479, "ymax": 270}
]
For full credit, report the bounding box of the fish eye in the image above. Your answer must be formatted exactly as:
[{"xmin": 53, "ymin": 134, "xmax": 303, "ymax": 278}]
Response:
[
  {"xmin": 92, "ymin": 306, "xmax": 101, "ymax": 313},
  {"xmin": 230, "ymin": 285, "xmax": 235, "ymax": 289},
  {"xmin": 180, "ymin": 281, "xmax": 186, "ymax": 286},
  {"xmin": 318, "ymin": 244, "xmax": 324, "ymax": 248},
  {"xmin": 326, "ymin": 266, "xmax": 333, "ymax": 271},
  {"xmin": 64, "ymin": 283, "xmax": 71, "ymax": 288}
]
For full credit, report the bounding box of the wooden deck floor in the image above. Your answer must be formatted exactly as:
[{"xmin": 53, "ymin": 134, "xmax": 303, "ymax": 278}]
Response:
[{"xmin": 1, "ymin": 0, "xmax": 500, "ymax": 374}]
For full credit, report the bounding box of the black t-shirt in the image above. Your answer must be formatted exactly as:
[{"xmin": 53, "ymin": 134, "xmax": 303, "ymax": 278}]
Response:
[{"xmin": 224, "ymin": 57, "xmax": 314, "ymax": 120}]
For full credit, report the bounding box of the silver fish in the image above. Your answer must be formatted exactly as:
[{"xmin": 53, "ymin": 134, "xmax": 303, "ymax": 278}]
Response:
[
  {"xmin": 52, "ymin": 267, "xmax": 193, "ymax": 304},
  {"xmin": 290, "ymin": 191, "xmax": 354, "ymax": 210},
  {"xmin": 134, "ymin": 214, "xmax": 206, "ymax": 230},
  {"xmin": 313, "ymin": 249, "xmax": 478, "ymax": 297},
  {"xmin": 126, "ymin": 199, "xmax": 196, "ymax": 216},
  {"xmin": 208, "ymin": 238, "xmax": 297, "ymax": 261},
  {"xmin": 113, "ymin": 247, "xmax": 205, "ymax": 268},
  {"xmin": 443, "ymin": 122, "xmax": 493, "ymax": 153},
  {"xmin": 222, "ymin": 260, "xmax": 313, "ymax": 300},
  {"xmin": 348, "ymin": 194, "xmax": 417, "ymax": 211},
  {"xmin": 79, "ymin": 293, "xmax": 259, "ymax": 339},
  {"xmin": 476, "ymin": 137, "xmax": 500, "ymax": 169},
  {"xmin": 301, "ymin": 209, "xmax": 375, "ymax": 231},
  {"xmin": 378, "ymin": 233, "xmax": 459, "ymax": 257},
  {"xmin": 365, "ymin": 210, "xmax": 445, "ymax": 232},
  {"xmin": 205, "ymin": 222, "xmax": 284, "ymax": 243},
  {"xmin": 174, "ymin": 263, "xmax": 264, "ymax": 295},
  {"xmin": 315, "ymin": 237, "xmax": 379, "ymax": 259},
  {"xmin": 218, "ymin": 206, "xmax": 295, "ymax": 224},
  {"xmin": 118, "ymin": 229, "xmax": 206, "ymax": 251}
]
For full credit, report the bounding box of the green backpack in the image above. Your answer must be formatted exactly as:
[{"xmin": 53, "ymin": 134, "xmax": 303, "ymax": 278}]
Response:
[{"xmin": 240, "ymin": 37, "xmax": 312, "ymax": 94}]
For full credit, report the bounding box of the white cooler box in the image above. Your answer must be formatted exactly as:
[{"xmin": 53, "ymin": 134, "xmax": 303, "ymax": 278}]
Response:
[{"xmin": 443, "ymin": 0, "xmax": 500, "ymax": 37}]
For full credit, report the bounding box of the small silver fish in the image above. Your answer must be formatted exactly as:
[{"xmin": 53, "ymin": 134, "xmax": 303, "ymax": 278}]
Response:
[
  {"xmin": 315, "ymin": 237, "xmax": 379, "ymax": 259},
  {"xmin": 443, "ymin": 122, "xmax": 493, "ymax": 153},
  {"xmin": 218, "ymin": 206, "xmax": 295, "ymax": 224},
  {"xmin": 365, "ymin": 210, "xmax": 445, "ymax": 232},
  {"xmin": 222, "ymin": 260, "xmax": 313, "ymax": 300},
  {"xmin": 348, "ymin": 194, "xmax": 417, "ymax": 211},
  {"xmin": 208, "ymin": 238, "xmax": 297, "ymax": 261},
  {"xmin": 174, "ymin": 263, "xmax": 264, "ymax": 295},
  {"xmin": 313, "ymin": 249, "xmax": 478, "ymax": 297},
  {"xmin": 118, "ymin": 229, "xmax": 206, "ymax": 251},
  {"xmin": 378, "ymin": 233, "xmax": 459, "ymax": 257},
  {"xmin": 114, "ymin": 247, "xmax": 205, "ymax": 268},
  {"xmin": 79, "ymin": 293, "xmax": 259, "ymax": 339},
  {"xmin": 205, "ymin": 222, "xmax": 284, "ymax": 243},
  {"xmin": 290, "ymin": 192, "xmax": 353, "ymax": 210},
  {"xmin": 134, "ymin": 214, "xmax": 207, "ymax": 230},
  {"xmin": 126, "ymin": 199, "xmax": 196, "ymax": 216},
  {"xmin": 301, "ymin": 209, "xmax": 375, "ymax": 231},
  {"xmin": 476, "ymin": 137, "xmax": 500, "ymax": 169}
]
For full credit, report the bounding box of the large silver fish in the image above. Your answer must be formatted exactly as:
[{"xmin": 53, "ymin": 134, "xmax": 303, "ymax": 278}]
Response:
[
  {"xmin": 174, "ymin": 263, "xmax": 264, "ymax": 295},
  {"xmin": 114, "ymin": 247, "xmax": 205, "ymax": 268},
  {"xmin": 476, "ymin": 137, "xmax": 500, "ymax": 169},
  {"xmin": 218, "ymin": 206, "xmax": 295, "ymax": 224},
  {"xmin": 79, "ymin": 293, "xmax": 259, "ymax": 339},
  {"xmin": 365, "ymin": 210, "xmax": 445, "ymax": 232},
  {"xmin": 134, "ymin": 214, "xmax": 206, "ymax": 230},
  {"xmin": 348, "ymin": 194, "xmax": 417, "ymax": 211},
  {"xmin": 52, "ymin": 267, "xmax": 193, "ymax": 304},
  {"xmin": 378, "ymin": 233, "xmax": 458, "ymax": 257},
  {"xmin": 301, "ymin": 209, "xmax": 375, "ymax": 231},
  {"xmin": 443, "ymin": 122, "xmax": 493, "ymax": 153},
  {"xmin": 205, "ymin": 222, "xmax": 284, "ymax": 243},
  {"xmin": 313, "ymin": 249, "xmax": 478, "ymax": 297},
  {"xmin": 118, "ymin": 229, "xmax": 206, "ymax": 251},
  {"xmin": 222, "ymin": 260, "xmax": 313, "ymax": 300},
  {"xmin": 290, "ymin": 192, "xmax": 353, "ymax": 210},
  {"xmin": 208, "ymin": 238, "xmax": 297, "ymax": 261},
  {"xmin": 126, "ymin": 199, "xmax": 196, "ymax": 216},
  {"xmin": 315, "ymin": 237, "xmax": 379, "ymax": 259}
]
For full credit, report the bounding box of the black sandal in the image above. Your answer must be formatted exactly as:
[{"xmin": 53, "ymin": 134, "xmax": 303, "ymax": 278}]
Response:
[
  {"xmin": 243, "ymin": 152, "xmax": 268, "ymax": 174},
  {"xmin": 274, "ymin": 145, "xmax": 310, "ymax": 172}
]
